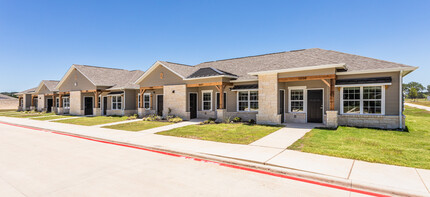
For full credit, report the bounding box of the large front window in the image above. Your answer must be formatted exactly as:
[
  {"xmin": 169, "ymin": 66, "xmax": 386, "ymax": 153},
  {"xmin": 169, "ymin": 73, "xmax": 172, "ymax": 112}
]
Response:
[
  {"xmin": 289, "ymin": 89, "xmax": 304, "ymax": 112},
  {"xmin": 342, "ymin": 86, "xmax": 384, "ymax": 114},
  {"xmin": 237, "ymin": 91, "xmax": 258, "ymax": 111},
  {"xmin": 112, "ymin": 96, "xmax": 122, "ymax": 110},
  {"xmin": 202, "ymin": 91, "xmax": 212, "ymax": 111}
]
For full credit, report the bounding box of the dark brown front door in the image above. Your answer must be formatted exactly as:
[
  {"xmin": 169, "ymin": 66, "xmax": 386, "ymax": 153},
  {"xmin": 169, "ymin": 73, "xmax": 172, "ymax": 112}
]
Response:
[
  {"xmin": 46, "ymin": 99, "xmax": 53, "ymax": 112},
  {"xmin": 189, "ymin": 93, "xmax": 197, "ymax": 119},
  {"xmin": 84, "ymin": 97, "xmax": 93, "ymax": 115},
  {"xmin": 103, "ymin": 97, "xmax": 107, "ymax": 115},
  {"xmin": 307, "ymin": 90, "xmax": 323, "ymax": 123},
  {"xmin": 157, "ymin": 95, "xmax": 163, "ymax": 116},
  {"xmin": 279, "ymin": 90, "xmax": 285, "ymax": 123}
]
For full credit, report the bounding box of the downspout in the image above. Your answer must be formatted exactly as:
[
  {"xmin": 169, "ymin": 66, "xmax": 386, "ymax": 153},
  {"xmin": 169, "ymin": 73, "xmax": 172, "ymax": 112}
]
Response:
[{"xmin": 399, "ymin": 70, "xmax": 403, "ymax": 129}]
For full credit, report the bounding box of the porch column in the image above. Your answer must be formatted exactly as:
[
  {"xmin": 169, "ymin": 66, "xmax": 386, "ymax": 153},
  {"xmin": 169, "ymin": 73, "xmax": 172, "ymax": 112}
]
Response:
[
  {"xmin": 138, "ymin": 88, "xmax": 145, "ymax": 117},
  {"xmin": 94, "ymin": 90, "xmax": 101, "ymax": 116},
  {"xmin": 150, "ymin": 94, "xmax": 153, "ymax": 110},
  {"xmin": 326, "ymin": 78, "xmax": 338, "ymax": 128},
  {"xmin": 330, "ymin": 79, "xmax": 335, "ymax": 110},
  {"xmin": 52, "ymin": 94, "xmax": 57, "ymax": 113},
  {"xmin": 18, "ymin": 97, "xmax": 22, "ymax": 111},
  {"xmin": 256, "ymin": 73, "xmax": 281, "ymax": 124}
]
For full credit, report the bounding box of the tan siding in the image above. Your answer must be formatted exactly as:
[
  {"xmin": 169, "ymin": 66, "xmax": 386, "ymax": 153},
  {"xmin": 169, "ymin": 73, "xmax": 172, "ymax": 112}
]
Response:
[
  {"xmin": 139, "ymin": 66, "xmax": 184, "ymax": 87},
  {"xmin": 337, "ymin": 72, "xmax": 400, "ymax": 115},
  {"xmin": 59, "ymin": 69, "xmax": 96, "ymax": 92}
]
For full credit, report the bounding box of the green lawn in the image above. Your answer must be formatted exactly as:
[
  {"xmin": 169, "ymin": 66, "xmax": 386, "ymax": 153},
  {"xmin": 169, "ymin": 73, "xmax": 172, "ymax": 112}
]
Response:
[
  {"xmin": 30, "ymin": 115, "xmax": 73, "ymax": 121},
  {"xmin": 0, "ymin": 111, "xmax": 55, "ymax": 118},
  {"xmin": 103, "ymin": 121, "xmax": 173, "ymax": 131},
  {"xmin": 289, "ymin": 106, "xmax": 430, "ymax": 169},
  {"xmin": 53, "ymin": 116, "xmax": 129, "ymax": 126},
  {"xmin": 157, "ymin": 123, "xmax": 284, "ymax": 144},
  {"xmin": 406, "ymin": 98, "xmax": 430, "ymax": 107}
]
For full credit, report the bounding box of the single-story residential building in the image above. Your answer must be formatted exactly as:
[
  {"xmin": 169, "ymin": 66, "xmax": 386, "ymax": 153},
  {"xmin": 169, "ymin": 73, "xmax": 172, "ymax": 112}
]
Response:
[
  {"xmin": 135, "ymin": 48, "xmax": 417, "ymax": 129},
  {"xmin": 34, "ymin": 80, "xmax": 60, "ymax": 113},
  {"xmin": 0, "ymin": 93, "xmax": 19, "ymax": 110},
  {"xmin": 16, "ymin": 87, "xmax": 37, "ymax": 111},
  {"xmin": 55, "ymin": 64, "xmax": 144, "ymax": 116}
]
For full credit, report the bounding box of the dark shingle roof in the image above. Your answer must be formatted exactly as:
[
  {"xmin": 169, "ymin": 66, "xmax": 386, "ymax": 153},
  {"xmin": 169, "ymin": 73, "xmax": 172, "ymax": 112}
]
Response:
[
  {"xmin": 72, "ymin": 65, "xmax": 144, "ymax": 89},
  {"xmin": 17, "ymin": 87, "xmax": 36, "ymax": 95},
  {"xmin": 187, "ymin": 67, "xmax": 238, "ymax": 79},
  {"xmin": 336, "ymin": 77, "xmax": 392, "ymax": 85},
  {"xmin": 40, "ymin": 80, "xmax": 60, "ymax": 92},
  {"xmin": 158, "ymin": 48, "xmax": 415, "ymax": 81},
  {"xmin": 230, "ymin": 84, "xmax": 258, "ymax": 90},
  {"xmin": 0, "ymin": 94, "xmax": 18, "ymax": 100}
]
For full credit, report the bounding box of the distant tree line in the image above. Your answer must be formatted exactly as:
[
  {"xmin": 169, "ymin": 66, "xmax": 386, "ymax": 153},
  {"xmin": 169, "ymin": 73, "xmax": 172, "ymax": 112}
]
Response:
[
  {"xmin": 403, "ymin": 82, "xmax": 430, "ymax": 99},
  {"xmin": 0, "ymin": 92, "xmax": 18, "ymax": 98}
]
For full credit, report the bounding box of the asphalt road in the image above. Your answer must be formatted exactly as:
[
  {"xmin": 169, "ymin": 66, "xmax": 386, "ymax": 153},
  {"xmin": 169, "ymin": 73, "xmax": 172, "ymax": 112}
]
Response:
[{"xmin": 0, "ymin": 123, "xmax": 359, "ymax": 197}]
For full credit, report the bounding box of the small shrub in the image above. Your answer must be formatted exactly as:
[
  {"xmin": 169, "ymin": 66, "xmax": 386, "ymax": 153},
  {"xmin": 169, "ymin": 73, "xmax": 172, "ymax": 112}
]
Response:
[
  {"xmin": 203, "ymin": 120, "xmax": 210, "ymax": 124},
  {"xmin": 127, "ymin": 114, "xmax": 138, "ymax": 120},
  {"xmin": 168, "ymin": 117, "xmax": 183, "ymax": 123},
  {"xmin": 248, "ymin": 119, "xmax": 256, "ymax": 124},
  {"xmin": 233, "ymin": 117, "xmax": 242, "ymax": 122},
  {"xmin": 224, "ymin": 116, "xmax": 232, "ymax": 124},
  {"xmin": 209, "ymin": 120, "xmax": 216, "ymax": 124}
]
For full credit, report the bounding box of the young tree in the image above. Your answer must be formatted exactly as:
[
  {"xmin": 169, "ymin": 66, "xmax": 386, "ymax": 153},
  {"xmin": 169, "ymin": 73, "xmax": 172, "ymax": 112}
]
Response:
[{"xmin": 409, "ymin": 88, "xmax": 418, "ymax": 101}]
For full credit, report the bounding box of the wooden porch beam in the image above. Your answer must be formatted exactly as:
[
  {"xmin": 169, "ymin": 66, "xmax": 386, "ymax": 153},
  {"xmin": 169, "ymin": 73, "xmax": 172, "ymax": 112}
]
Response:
[
  {"xmin": 321, "ymin": 79, "xmax": 331, "ymax": 87},
  {"xmin": 94, "ymin": 91, "xmax": 99, "ymax": 108},
  {"xmin": 278, "ymin": 74, "xmax": 336, "ymax": 82},
  {"xmin": 187, "ymin": 82, "xmax": 232, "ymax": 88}
]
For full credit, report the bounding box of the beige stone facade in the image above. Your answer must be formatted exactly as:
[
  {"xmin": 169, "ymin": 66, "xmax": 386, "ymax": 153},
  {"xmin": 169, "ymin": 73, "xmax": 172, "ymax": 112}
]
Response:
[
  {"xmin": 163, "ymin": 85, "xmax": 189, "ymax": 119},
  {"xmin": 256, "ymin": 73, "xmax": 281, "ymax": 125},
  {"xmin": 338, "ymin": 114, "xmax": 404, "ymax": 129}
]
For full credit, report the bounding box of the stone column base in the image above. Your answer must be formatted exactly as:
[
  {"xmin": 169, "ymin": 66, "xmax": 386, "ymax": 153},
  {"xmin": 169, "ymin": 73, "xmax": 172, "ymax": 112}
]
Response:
[
  {"xmin": 216, "ymin": 109, "xmax": 226, "ymax": 123},
  {"xmin": 30, "ymin": 106, "xmax": 36, "ymax": 111},
  {"xmin": 51, "ymin": 107, "xmax": 57, "ymax": 114},
  {"xmin": 93, "ymin": 108, "xmax": 101, "ymax": 116},
  {"xmin": 256, "ymin": 114, "xmax": 281, "ymax": 125},
  {"xmin": 326, "ymin": 110, "xmax": 338, "ymax": 128},
  {"xmin": 57, "ymin": 107, "xmax": 64, "ymax": 115},
  {"xmin": 138, "ymin": 108, "xmax": 145, "ymax": 118}
]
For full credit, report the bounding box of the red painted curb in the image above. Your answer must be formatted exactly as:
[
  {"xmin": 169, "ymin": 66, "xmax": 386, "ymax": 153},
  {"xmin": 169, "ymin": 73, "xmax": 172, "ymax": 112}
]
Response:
[{"xmin": 0, "ymin": 121, "xmax": 389, "ymax": 197}]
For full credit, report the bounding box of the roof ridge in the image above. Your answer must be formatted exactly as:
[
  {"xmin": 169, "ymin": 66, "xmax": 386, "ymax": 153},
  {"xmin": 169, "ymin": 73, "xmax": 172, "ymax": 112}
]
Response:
[
  {"xmin": 326, "ymin": 50, "xmax": 411, "ymax": 67},
  {"xmin": 200, "ymin": 49, "xmax": 309, "ymax": 64},
  {"xmin": 162, "ymin": 61, "xmax": 194, "ymax": 67},
  {"xmin": 73, "ymin": 64, "xmax": 132, "ymax": 71}
]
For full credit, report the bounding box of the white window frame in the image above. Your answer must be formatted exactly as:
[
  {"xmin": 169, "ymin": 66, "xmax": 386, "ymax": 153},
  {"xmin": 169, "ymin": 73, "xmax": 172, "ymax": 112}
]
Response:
[
  {"xmin": 201, "ymin": 90, "xmax": 213, "ymax": 111},
  {"xmin": 56, "ymin": 97, "xmax": 60, "ymax": 108},
  {"xmin": 143, "ymin": 93, "xmax": 151, "ymax": 110},
  {"xmin": 111, "ymin": 95, "xmax": 122, "ymax": 110},
  {"xmin": 340, "ymin": 85, "xmax": 385, "ymax": 115},
  {"xmin": 63, "ymin": 97, "xmax": 70, "ymax": 109},
  {"xmin": 215, "ymin": 92, "xmax": 227, "ymax": 110},
  {"xmin": 236, "ymin": 90, "xmax": 259, "ymax": 112},
  {"xmin": 288, "ymin": 86, "xmax": 307, "ymax": 113}
]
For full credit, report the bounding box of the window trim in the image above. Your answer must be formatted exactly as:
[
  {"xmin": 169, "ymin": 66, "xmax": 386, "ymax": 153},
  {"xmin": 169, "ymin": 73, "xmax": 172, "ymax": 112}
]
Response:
[
  {"xmin": 236, "ymin": 90, "xmax": 259, "ymax": 112},
  {"xmin": 111, "ymin": 95, "xmax": 122, "ymax": 110},
  {"xmin": 340, "ymin": 85, "xmax": 385, "ymax": 115},
  {"xmin": 201, "ymin": 90, "xmax": 213, "ymax": 111},
  {"xmin": 143, "ymin": 93, "xmax": 151, "ymax": 110},
  {"xmin": 62, "ymin": 97, "xmax": 70, "ymax": 109},
  {"xmin": 288, "ymin": 86, "xmax": 307, "ymax": 113}
]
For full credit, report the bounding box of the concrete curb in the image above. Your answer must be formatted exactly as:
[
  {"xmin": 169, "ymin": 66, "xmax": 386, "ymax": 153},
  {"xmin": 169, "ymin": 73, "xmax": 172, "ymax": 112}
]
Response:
[{"xmin": 2, "ymin": 121, "xmax": 429, "ymax": 197}]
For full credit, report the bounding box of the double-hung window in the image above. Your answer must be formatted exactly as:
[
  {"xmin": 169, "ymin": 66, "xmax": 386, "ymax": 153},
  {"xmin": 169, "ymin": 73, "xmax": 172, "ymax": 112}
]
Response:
[
  {"xmin": 56, "ymin": 97, "xmax": 60, "ymax": 108},
  {"xmin": 289, "ymin": 89, "xmax": 305, "ymax": 113},
  {"xmin": 237, "ymin": 90, "xmax": 258, "ymax": 111},
  {"xmin": 63, "ymin": 97, "xmax": 70, "ymax": 109},
  {"xmin": 202, "ymin": 91, "xmax": 212, "ymax": 111},
  {"xmin": 341, "ymin": 86, "xmax": 384, "ymax": 115},
  {"xmin": 144, "ymin": 93, "xmax": 150, "ymax": 109},
  {"xmin": 112, "ymin": 96, "xmax": 122, "ymax": 110}
]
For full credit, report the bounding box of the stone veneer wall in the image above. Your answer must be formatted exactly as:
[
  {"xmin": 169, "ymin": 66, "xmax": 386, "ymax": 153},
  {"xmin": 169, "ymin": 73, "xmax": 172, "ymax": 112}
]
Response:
[
  {"xmin": 285, "ymin": 113, "xmax": 306, "ymax": 123},
  {"xmin": 37, "ymin": 95, "xmax": 45, "ymax": 111},
  {"xmin": 197, "ymin": 111, "xmax": 216, "ymax": 120},
  {"xmin": 163, "ymin": 85, "xmax": 188, "ymax": 119},
  {"xmin": 0, "ymin": 99, "xmax": 18, "ymax": 110},
  {"xmin": 69, "ymin": 91, "xmax": 82, "ymax": 115},
  {"xmin": 256, "ymin": 73, "xmax": 281, "ymax": 124},
  {"xmin": 338, "ymin": 114, "xmax": 404, "ymax": 129}
]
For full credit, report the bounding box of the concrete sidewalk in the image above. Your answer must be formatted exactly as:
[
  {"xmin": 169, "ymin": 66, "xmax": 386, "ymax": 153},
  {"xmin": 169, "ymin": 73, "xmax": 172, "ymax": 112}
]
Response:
[
  {"xmin": 405, "ymin": 102, "xmax": 430, "ymax": 111},
  {"xmin": 0, "ymin": 116, "xmax": 429, "ymax": 196}
]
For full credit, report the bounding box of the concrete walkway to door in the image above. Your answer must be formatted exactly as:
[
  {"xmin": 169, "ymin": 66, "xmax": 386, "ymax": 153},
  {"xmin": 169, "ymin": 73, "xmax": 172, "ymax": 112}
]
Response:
[{"xmin": 250, "ymin": 123, "xmax": 323, "ymax": 149}]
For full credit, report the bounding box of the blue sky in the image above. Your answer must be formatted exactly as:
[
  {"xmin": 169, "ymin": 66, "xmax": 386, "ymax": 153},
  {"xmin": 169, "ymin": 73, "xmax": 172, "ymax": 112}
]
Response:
[{"xmin": 0, "ymin": 0, "xmax": 429, "ymax": 92}]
